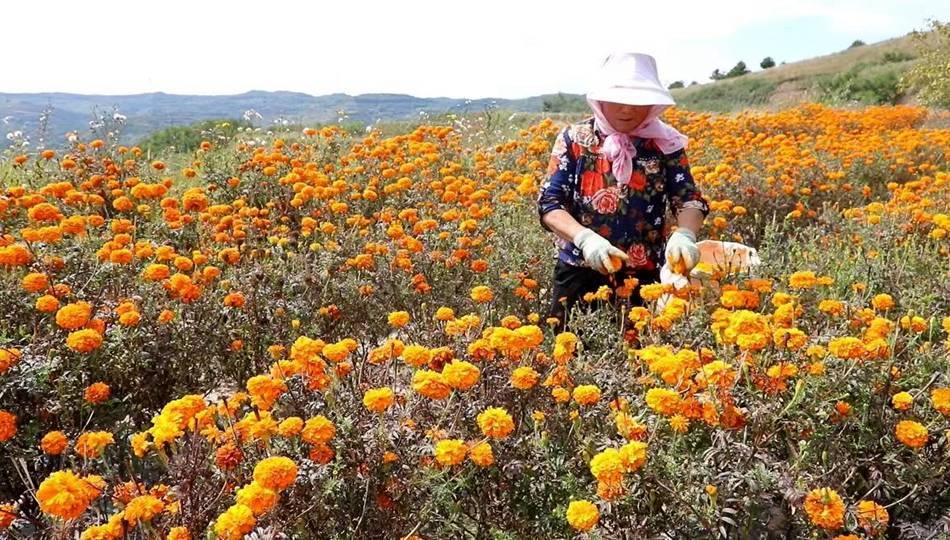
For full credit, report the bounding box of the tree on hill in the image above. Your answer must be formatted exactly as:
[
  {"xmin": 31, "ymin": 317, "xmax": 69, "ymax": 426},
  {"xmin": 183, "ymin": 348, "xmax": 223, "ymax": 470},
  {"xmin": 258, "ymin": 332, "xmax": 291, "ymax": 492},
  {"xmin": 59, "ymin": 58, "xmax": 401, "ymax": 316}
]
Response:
[
  {"xmin": 726, "ymin": 61, "xmax": 750, "ymax": 78},
  {"xmin": 899, "ymin": 19, "xmax": 950, "ymax": 107},
  {"xmin": 849, "ymin": 39, "xmax": 866, "ymax": 48},
  {"xmin": 710, "ymin": 69, "xmax": 726, "ymax": 81},
  {"xmin": 760, "ymin": 56, "xmax": 776, "ymax": 69},
  {"xmin": 668, "ymin": 81, "xmax": 685, "ymax": 89},
  {"xmin": 541, "ymin": 93, "xmax": 589, "ymax": 113}
]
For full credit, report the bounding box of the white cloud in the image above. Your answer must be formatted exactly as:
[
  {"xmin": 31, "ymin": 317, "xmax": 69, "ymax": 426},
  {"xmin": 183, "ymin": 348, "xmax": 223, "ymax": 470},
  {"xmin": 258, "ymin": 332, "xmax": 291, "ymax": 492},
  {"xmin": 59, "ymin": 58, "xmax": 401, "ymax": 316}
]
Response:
[{"xmin": 0, "ymin": 0, "xmax": 943, "ymax": 98}]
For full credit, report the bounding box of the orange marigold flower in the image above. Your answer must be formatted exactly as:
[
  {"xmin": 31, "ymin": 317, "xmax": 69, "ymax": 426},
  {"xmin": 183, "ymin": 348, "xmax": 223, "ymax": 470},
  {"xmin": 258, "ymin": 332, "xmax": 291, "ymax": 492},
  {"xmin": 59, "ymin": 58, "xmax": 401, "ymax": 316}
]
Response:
[
  {"xmin": 469, "ymin": 441, "xmax": 494, "ymax": 467},
  {"xmin": 41, "ymin": 431, "xmax": 69, "ymax": 455},
  {"xmin": 235, "ymin": 481, "xmax": 278, "ymax": 516},
  {"xmin": 510, "ymin": 366, "xmax": 540, "ymax": 390},
  {"xmin": 566, "ymin": 500, "xmax": 599, "ymax": 531},
  {"xmin": 891, "ymin": 391, "xmax": 913, "ymax": 410},
  {"xmin": 434, "ymin": 439, "xmax": 467, "ymax": 467},
  {"xmin": 124, "ymin": 494, "xmax": 164, "ymax": 526},
  {"xmin": 932, "ymin": 388, "xmax": 950, "ymax": 415},
  {"xmin": 75, "ymin": 431, "xmax": 115, "ymax": 458},
  {"xmin": 895, "ymin": 419, "xmax": 927, "ymax": 448},
  {"xmin": 0, "ymin": 411, "xmax": 17, "ymax": 442},
  {"xmin": 803, "ymin": 487, "xmax": 845, "ymax": 530},
  {"xmin": 857, "ymin": 499, "xmax": 889, "ymax": 535},
  {"xmin": 387, "ymin": 310, "xmax": 410, "ymax": 328},
  {"xmin": 412, "ymin": 370, "xmax": 451, "ymax": 400},
  {"xmin": 470, "ymin": 285, "xmax": 493, "ymax": 303},
  {"xmin": 252, "ymin": 456, "xmax": 297, "ymax": 491},
  {"xmin": 442, "ymin": 360, "xmax": 480, "ymax": 390},
  {"xmin": 66, "ymin": 328, "xmax": 103, "ymax": 353},
  {"xmin": 36, "ymin": 470, "xmax": 104, "ymax": 520},
  {"xmin": 645, "ymin": 388, "xmax": 682, "ymax": 416},
  {"xmin": 21, "ymin": 272, "xmax": 50, "ymax": 293},
  {"xmin": 363, "ymin": 387, "xmax": 395, "ymax": 413},
  {"xmin": 56, "ymin": 301, "xmax": 93, "ymax": 330},
  {"xmin": 301, "ymin": 415, "xmax": 336, "ymax": 445},
  {"xmin": 477, "ymin": 407, "xmax": 515, "ymax": 439},
  {"xmin": 83, "ymin": 382, "xmax": 111, "ymax": 405},
  {"xmin": 213, "ymin": 504, "xmax": 256, "ymax": 540},
  {"xmin": 871, "ymin": 293, "xmax": 895, "ymax": 311},
  {"xmin": 572, "ymin": 384, "xmax": 601, "ymax": 406}
]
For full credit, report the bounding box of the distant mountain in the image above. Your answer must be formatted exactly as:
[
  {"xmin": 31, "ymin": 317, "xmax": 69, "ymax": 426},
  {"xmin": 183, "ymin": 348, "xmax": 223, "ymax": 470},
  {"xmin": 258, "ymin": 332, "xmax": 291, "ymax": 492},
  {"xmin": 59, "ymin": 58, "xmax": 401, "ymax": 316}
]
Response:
[{"xmin": 1, "ymin": 90, "xmax": 573, "ymax": 148}]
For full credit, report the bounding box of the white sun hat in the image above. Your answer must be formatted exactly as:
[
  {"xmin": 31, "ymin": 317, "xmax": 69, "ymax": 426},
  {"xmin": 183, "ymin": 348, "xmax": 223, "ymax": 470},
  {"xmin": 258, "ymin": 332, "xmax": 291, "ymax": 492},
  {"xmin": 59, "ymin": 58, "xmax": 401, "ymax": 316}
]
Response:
[{"xmin": 586, "ymin": 52, "xmax": 675, "ymax": 107}]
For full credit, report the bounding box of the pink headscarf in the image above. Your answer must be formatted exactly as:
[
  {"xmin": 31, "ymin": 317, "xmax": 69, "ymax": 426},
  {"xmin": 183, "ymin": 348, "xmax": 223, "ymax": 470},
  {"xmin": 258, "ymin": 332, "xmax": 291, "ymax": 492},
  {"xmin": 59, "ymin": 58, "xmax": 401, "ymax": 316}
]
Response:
[{"xmin": 588, "ymin": 98, "xmax": 688, "ymax": 186}]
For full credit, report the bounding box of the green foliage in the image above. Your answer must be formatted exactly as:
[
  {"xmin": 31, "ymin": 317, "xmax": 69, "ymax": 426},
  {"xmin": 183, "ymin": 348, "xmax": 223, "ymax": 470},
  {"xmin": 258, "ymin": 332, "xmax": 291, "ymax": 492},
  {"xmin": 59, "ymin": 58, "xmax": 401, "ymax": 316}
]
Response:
[
  {"xmin": 816, "ymin": 63, "xmax": 905, "ymax": 106},
  {"xmin": 725, "ymin": 61, "xmax": 750, "ymax": 78},
  {"xmin": 136, "ymin": 118, "xmax": 252, "ymax": 155},
  {"xmin": 668, "ymin": 81, "xmax": 685, "ymax": 90},
  {"xmin": 541, "ymin": 93, "xmax": 589, "ymax": 113},
  {"xmin": 899, "ymin": 19, "xmax": 950, "ymax": 108},
  {"xmin": 850, "ymin": 39, "xmax": 866, "ymax": 48},
  {"xmin": 760, "ymin": 57, "xmax": 776, "ymax": 69},
  {"xmin": 675, "ymin": 77, "xmax": 779, "ymax": 112}
]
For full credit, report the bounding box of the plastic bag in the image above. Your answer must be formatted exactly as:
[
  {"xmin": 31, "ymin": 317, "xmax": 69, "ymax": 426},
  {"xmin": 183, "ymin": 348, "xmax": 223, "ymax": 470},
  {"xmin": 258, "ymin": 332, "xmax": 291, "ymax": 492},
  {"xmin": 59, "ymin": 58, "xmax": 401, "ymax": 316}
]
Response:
[{"xmin": 658, "ymin": 240, "xmax": 762, "ymax": 308}]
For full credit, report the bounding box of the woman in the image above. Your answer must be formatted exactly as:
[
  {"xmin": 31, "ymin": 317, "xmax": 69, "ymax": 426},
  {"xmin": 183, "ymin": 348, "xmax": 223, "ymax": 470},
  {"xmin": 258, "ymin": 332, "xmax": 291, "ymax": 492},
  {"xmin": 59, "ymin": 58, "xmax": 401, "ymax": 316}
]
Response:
[{"xmin": 538, "ymin": 52, "xmax": 709, "ymax": 328}]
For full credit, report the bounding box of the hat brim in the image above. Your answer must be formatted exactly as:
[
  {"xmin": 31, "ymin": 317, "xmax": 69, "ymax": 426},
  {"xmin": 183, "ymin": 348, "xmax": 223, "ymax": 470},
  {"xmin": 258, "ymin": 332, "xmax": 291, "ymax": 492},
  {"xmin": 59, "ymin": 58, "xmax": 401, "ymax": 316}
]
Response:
[{"xmin": 587, "ymin": 86, "xmax": 675, "ymax": 107}]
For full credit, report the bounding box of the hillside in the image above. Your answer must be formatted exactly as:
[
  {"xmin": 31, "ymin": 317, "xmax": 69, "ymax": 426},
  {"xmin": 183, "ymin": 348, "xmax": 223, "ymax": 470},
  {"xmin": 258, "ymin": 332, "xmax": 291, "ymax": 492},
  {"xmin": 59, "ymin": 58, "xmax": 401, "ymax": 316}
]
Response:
[
  {"xmin": 671, "ymin": 33, "xmax": 923, "ymax": 112},
  {"xmin": 0, "ymin": 91, "xmax": 560, "ymax": 147}
]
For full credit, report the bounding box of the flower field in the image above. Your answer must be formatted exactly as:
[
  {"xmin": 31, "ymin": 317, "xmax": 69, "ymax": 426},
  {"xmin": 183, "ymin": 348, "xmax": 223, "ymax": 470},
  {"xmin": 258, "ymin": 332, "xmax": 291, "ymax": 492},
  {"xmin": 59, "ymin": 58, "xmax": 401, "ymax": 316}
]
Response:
[{"xmin": 0, "ymin": 103, "xmax": 948, "ymax": 539}]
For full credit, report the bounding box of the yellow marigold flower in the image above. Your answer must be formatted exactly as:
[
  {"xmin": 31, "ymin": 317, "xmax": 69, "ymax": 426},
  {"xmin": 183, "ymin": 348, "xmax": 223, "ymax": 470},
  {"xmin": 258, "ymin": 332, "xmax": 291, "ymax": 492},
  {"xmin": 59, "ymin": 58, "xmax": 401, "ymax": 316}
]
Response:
[
  {"xmin": 387, "ymin": 310, "xmax": 410, "ymax": 328},
  {"xmin": 277, "ymin": 417, "xmax": 304, "ymax": 438},
  {"xmin": 469, "ymin": 441, "xmax": 494, "ymax": 467},
  {"xmin": 477, "ymin": 407, "xmax": 515, "ymax": 439},
  {"xmin": 167, "ymin": 526, "xmax": 191, "ymax": 540},
  {"xmin": 213, "ymin": 504, "xmax": 256, "ymax": 540},
  {"xmin": 0, "ymin": 411, "xmax": 16, "ymax": 442},
  {"xmin": 552, "ymin": 386, "xmax": 570, "ymax": 403},
  {"xmin": 856, "ymin": 499, "xmax": 889, "ymax": 535},
  {"xmin": 639, "ymin": 283, "xmax": 665, "ymax": 302},
  {"xmin": 434, "ymin": 306, "xmax": 455, "ymax": 321},
  {"xmin": 618, "ymin": 441, "xmax": 647, "ymax": 472},
  {"xmin": 615, "ymin": 412, "xmax": 647, "ymax": 440},
  {"xmin": 83, "ymin": 382, "xmax": 110, "ymax": 405},
  {"xmin": 56, "ymin": 301, "xmax": 93, "ymax": 330},
  {"xmin": 36, "ymin": 470, "xmax": 104, "ymax": 520},
  {"xmin": 470, "ymin": 285, "xmax": 493, "ymax": 303},
  {"xmin": 363, "ymin": 387, "xmax": 395, "ymax": 413},
  {"xmin": 75, "ymin": 431, "xmax": 115, "ymax": 458},
  {"xmin": 124, "ymin": 494, "xmax": 164, "ymax": 526},
  {"xmin": 891, "ymin": 391, "xmax": 913, "ymax": 411},
  {"xmin": 669, "ymin": 414, "xmax": 690, "ymax": 433},
  {"xmin": 252, "ymin": 456, "xmax": 297, "ymax": 491},
  {"xmin": 412, "ymin": 370, "xmax": 451, "ymax": 400},
  {"xmin": 434, "ymin": 439, "xmax": 467, "ymax": 467},
  {"xmin": 590, "ymin": 448, "xmax": 624, "ymax": 486},
  {"xmin": 66, "ymin": 328, "xmax": 103, "ymax": 353},
  {"xmin": 803, "ymin": 487, "xmax": 845, "ymax": 530},
  {"xmin": 895, "ymin": 420, "xmax": 927, "ymax": 449},
  {"xmin": 932, "ymin": 388, "xmax": 950, "ymax": 415},
  {"xmin": 510, "ymin": 366, "xmax": 540, "ymax": 390},
  {"xmin": 41, "ymin": 430, "xmax": 69, "ymax": 455},
  {"xmin": 645, "ymin": 388, "xmax": 682, "ymax": 416},
  {"xmin": 301, "ymin": 416, "xmax": 335, "ymax": 445},
  {"xmin": 566, "ymin": 500, "xmax": 599, "ymax": 531},
  {"xmin": 21, "ymin": 272, "xmax": 49, "ymax": 293},
  {"xmin": 828, "ymin": 337, "xmax": 866, "ymax": 360},
  {"xmin": 442, "ymin": 360, "xmax": 480, "ymax": 390},
  {"xmin": 401, "ymin": 344, "xmax": 432, "ymax": 368},
  {"xmin": 245, "ymin": 374, "xmax": 287, "ymax": 410},
  {"xmin": 0, "ymin": 348, "xmax": 21, "ymax": 374},
  {"xmin": 870, "ymin": 293, "xmax": 895, "ymax": 311},
  {"xmin": 572, "ymin": 384, "xmax": 601, "ymax": 406},
  {"xmin": 235, "ymin": 481, "xmax": 279, "ymax": 516},
  {"xmin": 788, "ymin": 270, "xmax": 818, "ymax": 289}
]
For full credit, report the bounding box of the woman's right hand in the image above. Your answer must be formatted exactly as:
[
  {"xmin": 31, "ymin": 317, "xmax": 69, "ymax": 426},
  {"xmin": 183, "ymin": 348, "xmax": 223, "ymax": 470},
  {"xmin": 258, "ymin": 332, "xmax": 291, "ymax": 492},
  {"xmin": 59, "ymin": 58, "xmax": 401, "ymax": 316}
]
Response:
[{"xmin": 573, "ymin": 228, "xmax": 628, "ymax": 274}]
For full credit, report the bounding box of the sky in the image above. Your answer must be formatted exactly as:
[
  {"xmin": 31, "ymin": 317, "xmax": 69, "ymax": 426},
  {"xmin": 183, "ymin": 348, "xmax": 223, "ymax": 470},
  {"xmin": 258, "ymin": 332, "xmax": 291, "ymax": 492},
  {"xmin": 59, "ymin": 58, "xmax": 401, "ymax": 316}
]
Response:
[{"xmin": 1, "ymin": 0, "xmax": 945, "ymax": 99}]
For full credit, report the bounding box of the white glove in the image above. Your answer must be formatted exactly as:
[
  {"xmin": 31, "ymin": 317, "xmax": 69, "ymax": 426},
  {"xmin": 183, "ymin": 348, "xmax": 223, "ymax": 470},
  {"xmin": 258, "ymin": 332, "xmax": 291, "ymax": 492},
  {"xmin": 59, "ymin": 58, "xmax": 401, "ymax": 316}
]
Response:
[
  {"xmin": 665, "ymin": 228, "xmax": 700, "ymax": 274},
  {"xmin": 573, "ymin": 228, "xmax": 628, "ymax": 274}
]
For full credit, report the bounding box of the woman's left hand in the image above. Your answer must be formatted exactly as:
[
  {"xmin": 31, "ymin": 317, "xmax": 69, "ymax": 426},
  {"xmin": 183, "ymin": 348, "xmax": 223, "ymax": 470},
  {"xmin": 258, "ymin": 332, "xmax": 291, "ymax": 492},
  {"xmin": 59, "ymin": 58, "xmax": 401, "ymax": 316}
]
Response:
[{"xmin": 665, "ymin": 228, "xmax": 700, "ymax": 274}]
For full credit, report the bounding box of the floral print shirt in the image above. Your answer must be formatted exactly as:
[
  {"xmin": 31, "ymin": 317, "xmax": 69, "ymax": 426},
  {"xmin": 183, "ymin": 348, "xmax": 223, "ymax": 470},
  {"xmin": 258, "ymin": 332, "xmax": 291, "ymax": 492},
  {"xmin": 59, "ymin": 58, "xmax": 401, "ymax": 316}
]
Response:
[{"xmin": 537, "ymin": 118, "xmax": 709, "ymax": 271}]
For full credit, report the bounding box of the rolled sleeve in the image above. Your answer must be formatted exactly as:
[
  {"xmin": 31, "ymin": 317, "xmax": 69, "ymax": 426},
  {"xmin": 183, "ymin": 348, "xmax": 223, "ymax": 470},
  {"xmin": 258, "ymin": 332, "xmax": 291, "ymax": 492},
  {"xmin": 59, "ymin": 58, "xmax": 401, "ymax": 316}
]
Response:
[
  {"xmin": 537, "ymin": 127, "xmax": 576, "ymax": 231},
  {"xmin": 663, "ymin": 148, "xmax": 709, "ymax": 217}
]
